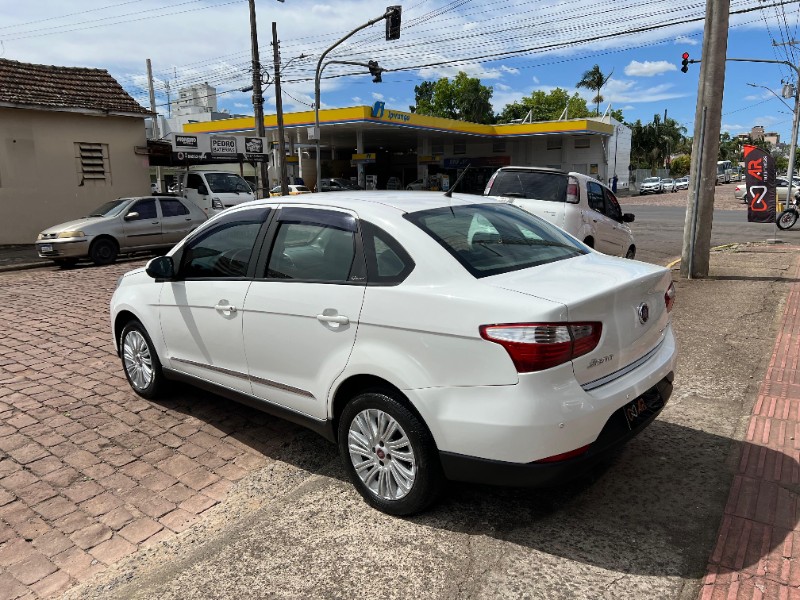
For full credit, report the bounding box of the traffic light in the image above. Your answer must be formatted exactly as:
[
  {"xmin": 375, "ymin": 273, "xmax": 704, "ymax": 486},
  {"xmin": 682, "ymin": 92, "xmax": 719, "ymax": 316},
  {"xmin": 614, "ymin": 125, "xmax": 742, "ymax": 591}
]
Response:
[
  {"xmin": 681, "ymin": 52, "xmax": 690, "ymax": 73},
  {"xmin": 368, "ymin": 60, "xmax": 383, "ymax": 83},
  {"xmin": 386, "ymin": 6, "xmax": 402, "ymax": 40}
]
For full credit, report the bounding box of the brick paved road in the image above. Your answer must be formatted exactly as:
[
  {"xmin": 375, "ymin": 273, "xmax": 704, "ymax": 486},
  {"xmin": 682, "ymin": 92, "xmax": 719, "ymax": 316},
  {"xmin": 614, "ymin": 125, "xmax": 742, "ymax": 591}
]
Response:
[{"xmin": 0, "ymin": 262, "xmax": 309, "ymax": 599}]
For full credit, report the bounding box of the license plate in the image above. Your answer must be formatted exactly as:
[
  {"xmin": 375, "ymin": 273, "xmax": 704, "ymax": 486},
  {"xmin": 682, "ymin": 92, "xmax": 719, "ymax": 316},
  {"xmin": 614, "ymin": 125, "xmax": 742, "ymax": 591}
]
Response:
[
  {"xmin": 40, "ymin": 244, "xmax": 53, "ymax": 253},
  {"xmin": 623, "ymin": 392, "xmax": 664, "ymax": 430}
]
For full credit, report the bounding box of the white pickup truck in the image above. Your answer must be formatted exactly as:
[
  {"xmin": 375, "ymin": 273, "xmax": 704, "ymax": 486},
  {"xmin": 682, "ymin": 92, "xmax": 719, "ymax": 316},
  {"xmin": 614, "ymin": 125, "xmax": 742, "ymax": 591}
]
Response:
[{"xmin": 175, "ymin": 170, "xmax": 255, "ymax": 216}]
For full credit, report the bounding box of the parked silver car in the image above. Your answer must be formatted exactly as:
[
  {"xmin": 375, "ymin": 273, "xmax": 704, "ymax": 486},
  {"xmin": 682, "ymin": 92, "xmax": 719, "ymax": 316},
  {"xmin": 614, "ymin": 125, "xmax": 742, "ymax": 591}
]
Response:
[
  {"xmin": 675, "ymin": 177, "xmax": 689, "ymax": 190},
  {"xmin": 661, "ymin": 178, "xmax": 677, "ymax": 193},
  {"xmin": 35, "ymin": 196, "xmax": 207, "ymax": 267},
  {"xmin": 639, "ymin": 177, "xmax": 663, "ymax": 195}
]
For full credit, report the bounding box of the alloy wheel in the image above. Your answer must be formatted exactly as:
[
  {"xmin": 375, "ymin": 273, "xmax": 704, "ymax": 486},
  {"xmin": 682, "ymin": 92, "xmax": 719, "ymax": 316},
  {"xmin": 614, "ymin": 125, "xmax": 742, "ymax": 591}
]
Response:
[
  {"xmin": 347, "ymin": 408, "xmax": 417, "ymax": 501},
  {"xmin": 122, "ymin": 330, "xmax": 154, "ymax": 391}
]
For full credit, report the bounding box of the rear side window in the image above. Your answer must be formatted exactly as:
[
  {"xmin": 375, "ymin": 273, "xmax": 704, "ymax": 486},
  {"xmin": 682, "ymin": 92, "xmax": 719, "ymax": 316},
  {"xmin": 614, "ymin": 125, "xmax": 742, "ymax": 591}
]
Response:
[
  {"xmin": 484, "ymin": 170, "xmax": 568, "ymax": 202},
  {"xmin": 361, "ymin": 221, "xmax": 414, "ymax": 285},
  {"xmin": 160, "ymin": 198, "xmax": 190, "ymax": 217},
  {"xmin": 405, "ymin": 203, "xmax": 587, "ymax": 278}
]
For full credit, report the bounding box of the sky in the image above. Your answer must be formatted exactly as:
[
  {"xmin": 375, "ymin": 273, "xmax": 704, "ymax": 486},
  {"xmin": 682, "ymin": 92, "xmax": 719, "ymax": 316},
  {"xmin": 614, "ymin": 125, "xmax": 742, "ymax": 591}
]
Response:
[{"xmin": 2, "ymin": 0, "xmax": 800, "ymax": 144}]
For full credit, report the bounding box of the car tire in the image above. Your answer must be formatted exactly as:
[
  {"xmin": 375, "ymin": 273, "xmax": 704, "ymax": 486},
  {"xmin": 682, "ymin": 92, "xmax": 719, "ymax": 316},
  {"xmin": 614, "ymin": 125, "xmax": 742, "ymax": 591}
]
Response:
[
  {"xmin": 338, "ymin": 391, "xmax": 444, "ymax": 516},
  {"xmin": 89, "ymin": 238, "xmax": 118, "ymax": 266},
  {"xmin": 119, "ymin": 321, "xmax": 165, "ymax": 399},
  {"xmin": 777, "ymin": 209, "xmax": 798, "ymax": 231},
  {"xmin": 625, "ymin": 245, "xmax": 636, "ymax": 259}
]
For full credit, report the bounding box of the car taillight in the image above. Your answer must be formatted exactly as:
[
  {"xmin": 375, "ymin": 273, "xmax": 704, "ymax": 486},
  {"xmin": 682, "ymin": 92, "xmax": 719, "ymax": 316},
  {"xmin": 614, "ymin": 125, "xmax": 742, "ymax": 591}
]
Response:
[
  {"xmin": 534, "ymin": 444, "xmax": 591, "ymax": 463},
  {"xmin": 479, "ymin": 322, "xmax": 602, "ymax": 373},
  {"xmin": 566, "ymin": 176, "xmax": 580, "ymax": 204},
  {"xmin": 665, "ymin": 282, "xmax": 676, "ymax": 313}
]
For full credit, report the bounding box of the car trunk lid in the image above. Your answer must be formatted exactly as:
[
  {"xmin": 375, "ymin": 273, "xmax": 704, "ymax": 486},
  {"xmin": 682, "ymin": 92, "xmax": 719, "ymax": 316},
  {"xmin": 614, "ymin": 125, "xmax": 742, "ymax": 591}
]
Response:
[{"xmin": 484, "ymin": 253, "xmax": 672, "ymax": 385}]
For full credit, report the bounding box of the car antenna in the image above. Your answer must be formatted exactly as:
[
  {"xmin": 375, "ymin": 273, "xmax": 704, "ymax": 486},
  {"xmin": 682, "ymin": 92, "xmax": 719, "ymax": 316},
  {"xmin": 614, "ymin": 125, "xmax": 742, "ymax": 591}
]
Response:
[{"xmin": 443, "ymin": 164, "xmax": 471, "ymax": 198}]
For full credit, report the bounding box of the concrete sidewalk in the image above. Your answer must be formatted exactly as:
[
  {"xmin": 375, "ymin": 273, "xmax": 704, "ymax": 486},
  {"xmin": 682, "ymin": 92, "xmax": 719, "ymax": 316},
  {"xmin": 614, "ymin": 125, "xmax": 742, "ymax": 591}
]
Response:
[{"xmin": 0, "ymin": 246, "xmax": 48, "ymax": 272}]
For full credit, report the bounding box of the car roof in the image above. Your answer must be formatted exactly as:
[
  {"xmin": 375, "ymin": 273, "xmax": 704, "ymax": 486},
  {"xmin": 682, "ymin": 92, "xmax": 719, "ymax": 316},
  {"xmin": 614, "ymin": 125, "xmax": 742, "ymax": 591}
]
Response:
[{"xmin": 234, "ymin": 191, "xmax": 500, "ymax": 219}]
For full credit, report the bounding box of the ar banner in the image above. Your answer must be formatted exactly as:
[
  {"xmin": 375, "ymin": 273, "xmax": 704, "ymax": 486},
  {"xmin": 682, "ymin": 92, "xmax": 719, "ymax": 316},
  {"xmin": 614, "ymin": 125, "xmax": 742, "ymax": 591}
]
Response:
[{"xmin": 744, "ymin": 144, "xmax": 776, "ymax": 223}]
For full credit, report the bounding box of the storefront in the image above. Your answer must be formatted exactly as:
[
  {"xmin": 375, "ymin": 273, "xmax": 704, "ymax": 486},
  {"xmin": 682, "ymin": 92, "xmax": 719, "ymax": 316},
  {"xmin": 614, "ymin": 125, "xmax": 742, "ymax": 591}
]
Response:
[{"xmin": 179, "ymin": 103, "xmax": 630, "ymax": 194}]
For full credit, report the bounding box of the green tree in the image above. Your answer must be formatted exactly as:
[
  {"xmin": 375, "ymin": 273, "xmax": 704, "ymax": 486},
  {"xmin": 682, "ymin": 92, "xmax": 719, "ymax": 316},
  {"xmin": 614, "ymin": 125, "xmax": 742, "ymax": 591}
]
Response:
[
  {"xmin": 409, "ymin": 72, "xmax": 494, "ymax": 124},
  {"xmin": 576, "ymin": 64, "xmax": 612, "ymax": 116},
  {"xmin": 497, "ymin": 87, "xmax": 590, "ymax": 123},
  {"xmin": 629, "ymin": 114, "xmax": 687, "ymax": 169},
  {"xmin": 669, "ymin": 154, "xmax": 691, "ymax": 177}
]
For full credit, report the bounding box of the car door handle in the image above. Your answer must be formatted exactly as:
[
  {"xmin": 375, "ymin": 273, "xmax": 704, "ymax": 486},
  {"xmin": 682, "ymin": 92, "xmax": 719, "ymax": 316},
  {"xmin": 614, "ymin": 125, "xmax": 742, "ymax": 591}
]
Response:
[
  {"xmin": 215, "ymin": 303, "xmax": 237, "ymax": 314},
  {"xmin": 152, "ymin": 221, "xmax": 160, "ymax": 225},
  {"xmin": 317, "ymin": 314, "xmax": 349, "ymax": 325}
]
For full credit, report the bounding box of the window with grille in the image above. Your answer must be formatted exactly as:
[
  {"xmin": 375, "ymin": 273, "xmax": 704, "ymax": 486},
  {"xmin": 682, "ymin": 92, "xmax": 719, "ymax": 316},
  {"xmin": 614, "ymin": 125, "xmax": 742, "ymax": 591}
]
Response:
[{"xmin": 75, "ymin": 142, "xmax": 110, "ymax": 184}]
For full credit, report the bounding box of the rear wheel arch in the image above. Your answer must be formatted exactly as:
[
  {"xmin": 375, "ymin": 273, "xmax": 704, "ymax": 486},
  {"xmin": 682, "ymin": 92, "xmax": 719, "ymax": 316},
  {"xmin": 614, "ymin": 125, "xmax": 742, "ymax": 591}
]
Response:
[{"xmin": 331, "ymin": 375, "xmax": 430, "ymax": 443}]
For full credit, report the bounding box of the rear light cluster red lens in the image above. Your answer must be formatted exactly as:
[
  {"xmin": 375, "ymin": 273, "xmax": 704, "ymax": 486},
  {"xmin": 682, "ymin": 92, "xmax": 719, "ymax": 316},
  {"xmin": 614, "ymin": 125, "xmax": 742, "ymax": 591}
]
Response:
[
  {"xmin": 479, "ymin": 322, "xmax": 602, "ymax": 373},
  {"xmin": 566, "ymin": 176, "xmax": 580, "ymax": 203},
  {"xmin": 534, "ymin": 444, "xmax": 591, "ymax": 463},
  {"xmin": 664, "ymin": 282, "xmax": 676, "ymax": 313}
]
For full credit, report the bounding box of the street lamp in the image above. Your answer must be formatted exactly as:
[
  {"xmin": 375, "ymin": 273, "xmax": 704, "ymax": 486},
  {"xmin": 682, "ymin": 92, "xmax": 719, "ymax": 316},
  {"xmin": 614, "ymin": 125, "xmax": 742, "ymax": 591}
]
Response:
[{"xmin": 313, "ymin": 8, "xmax": 398, "ymax": 191}]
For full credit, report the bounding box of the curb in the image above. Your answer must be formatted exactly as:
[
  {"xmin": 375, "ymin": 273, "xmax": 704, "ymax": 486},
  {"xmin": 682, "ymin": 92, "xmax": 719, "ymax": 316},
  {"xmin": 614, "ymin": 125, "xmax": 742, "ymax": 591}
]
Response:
[
  {"xmin": 0, "ymin": 261, "xmax": 51, "ymax": 273},
  {"xmin": 665, "ymin": 243, "xmax": 744, "ymax": 270}
]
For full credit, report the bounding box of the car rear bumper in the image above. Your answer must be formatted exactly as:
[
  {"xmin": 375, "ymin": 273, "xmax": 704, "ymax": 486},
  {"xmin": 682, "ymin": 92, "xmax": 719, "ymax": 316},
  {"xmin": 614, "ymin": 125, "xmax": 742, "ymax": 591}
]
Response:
[
  {"xmin": 35, "ymin": 239, "xmax": 90, "ymax": 259},
  {"xmin": 410, "ymin": 323, "xmax": 677, "ymax": 465},
  {"xmin": 438, "ymin": 374, "xmax": 672, "ymax": 487}
]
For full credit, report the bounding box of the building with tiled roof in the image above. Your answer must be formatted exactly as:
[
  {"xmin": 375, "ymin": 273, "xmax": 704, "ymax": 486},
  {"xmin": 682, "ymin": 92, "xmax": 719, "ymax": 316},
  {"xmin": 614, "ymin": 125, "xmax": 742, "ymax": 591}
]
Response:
[
  {"xmin": 0, "ymin": 59, "xmax": 150, "ymax": 116},
  {"xmin": 0, "ymin": 59, "xmax": 151, "ymax": 245}
]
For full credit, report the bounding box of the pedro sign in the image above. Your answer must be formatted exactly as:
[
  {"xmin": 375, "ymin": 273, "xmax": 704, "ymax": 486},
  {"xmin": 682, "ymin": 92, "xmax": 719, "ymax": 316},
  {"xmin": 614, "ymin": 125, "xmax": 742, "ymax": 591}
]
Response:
[{"xmin": 744, "ymin": 145, "xmax": 776, "ymax": 223}]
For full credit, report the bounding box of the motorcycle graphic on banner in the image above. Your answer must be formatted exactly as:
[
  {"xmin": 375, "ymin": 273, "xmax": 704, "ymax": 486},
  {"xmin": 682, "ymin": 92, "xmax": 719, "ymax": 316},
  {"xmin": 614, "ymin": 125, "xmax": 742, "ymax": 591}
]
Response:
[{"xmin": 744, "ymin": 144, "xmax": 776, "ymax": 224}]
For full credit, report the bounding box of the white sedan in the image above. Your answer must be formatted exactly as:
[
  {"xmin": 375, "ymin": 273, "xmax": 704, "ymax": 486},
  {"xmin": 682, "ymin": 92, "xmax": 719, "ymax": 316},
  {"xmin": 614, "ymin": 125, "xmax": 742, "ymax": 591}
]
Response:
[{"xmin": 110, "ymin": 192, "xmax": 677, "ymax": 515}]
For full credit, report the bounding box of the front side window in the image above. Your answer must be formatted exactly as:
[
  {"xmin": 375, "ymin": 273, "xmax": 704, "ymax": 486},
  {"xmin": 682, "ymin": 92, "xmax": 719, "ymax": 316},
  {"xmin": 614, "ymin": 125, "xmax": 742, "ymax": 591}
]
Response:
[
  {"xmin": 406, "ymin": 203, "xmax": 586, "ymax": 278},
  {"xmin": 127, "ymin": 199, "xmax": 157, "ymax": 221},
  {"xmin": 604, "ymin": 189, "xmax": 623, "ymax": 221},
  {"xmin": 180, "ymin": 208, "xmax": 269, "ymax": 278},
  {"xmin": 186, "ymin": 173, "xmax": 204, "ymax": 190}
]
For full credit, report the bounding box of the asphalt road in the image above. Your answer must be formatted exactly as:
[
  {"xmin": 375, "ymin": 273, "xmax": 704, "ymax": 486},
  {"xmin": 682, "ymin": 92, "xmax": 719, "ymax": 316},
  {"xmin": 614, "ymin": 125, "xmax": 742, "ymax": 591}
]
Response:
[{"xmin": 626, "ymin": 204, "xmax": 800, "ymax": 266}]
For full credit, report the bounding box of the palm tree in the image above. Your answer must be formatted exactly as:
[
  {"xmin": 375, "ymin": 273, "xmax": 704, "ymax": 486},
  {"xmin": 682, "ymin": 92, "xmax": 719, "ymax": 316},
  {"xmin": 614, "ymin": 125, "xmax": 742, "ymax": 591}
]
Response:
[{"xmin": 576, "ymin": 65, "xmax": 612, "ymax": 115}]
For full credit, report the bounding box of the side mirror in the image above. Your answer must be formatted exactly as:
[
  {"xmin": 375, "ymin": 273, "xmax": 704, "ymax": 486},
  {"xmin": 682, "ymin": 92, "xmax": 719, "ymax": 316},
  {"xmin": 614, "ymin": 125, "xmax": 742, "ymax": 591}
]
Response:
[
  {"xmin": 145, "ymin": 256, "xmax": 175, "ymax": 280},
  {"xmin": 124, "ymin": 212, "xmax": 140, "ymax": 221},
  {"xmin": 622, "ymin": 213, "xmax": 635, "ymax": 223}
]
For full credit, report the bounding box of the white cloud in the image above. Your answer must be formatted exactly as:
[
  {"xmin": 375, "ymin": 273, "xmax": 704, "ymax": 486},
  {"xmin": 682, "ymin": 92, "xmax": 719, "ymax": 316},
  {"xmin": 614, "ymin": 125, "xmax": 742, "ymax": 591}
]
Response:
[
  {"xmin": 371, "ymin": 92, "xmax": 384, "ymax": 100},
  {"xmin": 352, "ymin": 96, "xmax": 362, "ymax": 103},
  {"xmin": 495, "ymin": 83, "xmax": 512, "ymax": 91},
  {"xmin": 624, "ymin": 60, "xmax": 678, "ymax": 77},
  {"xmin": 674, "ymin": 35, "xmax": 699, "ymax": 46},
  {"xmin": 501, "ymin": 65, "xmax": 520, "ymax": 75},
  {"xmin": 533, "ymin": 76, "xmax": 540, "ymax": 84}
]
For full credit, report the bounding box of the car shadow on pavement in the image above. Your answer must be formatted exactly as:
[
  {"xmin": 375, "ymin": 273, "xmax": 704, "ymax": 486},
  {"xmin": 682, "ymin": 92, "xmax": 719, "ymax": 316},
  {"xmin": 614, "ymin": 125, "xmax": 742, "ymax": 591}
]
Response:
[{"xmin": 150, "ymin": 385, "xmax": 794, "ymax": 580}]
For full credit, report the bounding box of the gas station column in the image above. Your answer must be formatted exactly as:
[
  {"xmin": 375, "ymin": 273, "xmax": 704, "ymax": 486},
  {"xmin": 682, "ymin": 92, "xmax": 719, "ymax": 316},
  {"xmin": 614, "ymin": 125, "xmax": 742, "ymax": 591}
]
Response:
[
  {"xmin": 419, "ymin": 136, "xmax": 431, "ymax": 181},
  {"xmin": 356, "ymin": 130, "xmax": 365, "ymax": 189}
]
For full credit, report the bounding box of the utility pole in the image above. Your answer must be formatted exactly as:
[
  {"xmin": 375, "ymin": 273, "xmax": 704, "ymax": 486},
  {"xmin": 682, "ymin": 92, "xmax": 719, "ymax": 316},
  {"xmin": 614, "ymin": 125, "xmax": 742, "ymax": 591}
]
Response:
[
  {"xmin": 248, "ymin": 0, "xmax": 269, "ymax": 198},
  {"xmin": 145, "ymin": 59, "xmax": 162, "ymax": 193},
  {"xmin": 272, "ymin": 22, "xmax": 289, "ymax": 196},
  {"xmin": 773, "ymin": 41, "xmax": 800, "ymax": 207},
  {"xmin": 681, "ymin": 0, "xmax": 730, "ymax": 278}
]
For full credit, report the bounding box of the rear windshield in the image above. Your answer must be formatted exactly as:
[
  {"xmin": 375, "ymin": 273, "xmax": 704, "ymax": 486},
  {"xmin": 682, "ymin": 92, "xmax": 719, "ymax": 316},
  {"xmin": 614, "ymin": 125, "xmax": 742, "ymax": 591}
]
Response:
[
  {"xmin": 483, "ymin": 170, "xmax": 568, "ymax": 202},
  {"xmin": 405, "ymin": 203, "xmax": 587, "ymax": 278}
]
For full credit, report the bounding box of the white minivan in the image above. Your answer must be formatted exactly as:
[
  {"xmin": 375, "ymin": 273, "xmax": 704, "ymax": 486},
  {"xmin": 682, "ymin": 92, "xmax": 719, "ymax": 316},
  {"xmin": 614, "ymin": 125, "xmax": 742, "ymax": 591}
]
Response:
[{"xmin": 484, "ymin": 167, "xmax": 637, "ymax": 259}]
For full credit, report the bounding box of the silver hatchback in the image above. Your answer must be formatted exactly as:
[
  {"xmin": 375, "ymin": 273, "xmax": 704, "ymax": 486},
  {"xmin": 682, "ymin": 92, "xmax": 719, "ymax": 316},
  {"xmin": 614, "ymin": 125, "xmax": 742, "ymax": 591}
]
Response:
[{"xmin": 35, "ymin": 196, "xmax": 207, "ymax": 267}]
